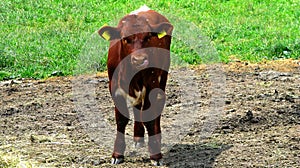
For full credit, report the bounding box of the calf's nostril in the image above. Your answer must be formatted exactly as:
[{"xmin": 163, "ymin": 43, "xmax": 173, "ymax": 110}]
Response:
[{"xmin": 132, "ymin": 57, "xmax": 137, "ymax": 63}]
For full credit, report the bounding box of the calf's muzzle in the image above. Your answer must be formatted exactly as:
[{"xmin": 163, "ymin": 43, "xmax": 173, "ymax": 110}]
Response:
[{"xmin": 131, "ymin": 52, "xmax": 149, "ymax": 70}]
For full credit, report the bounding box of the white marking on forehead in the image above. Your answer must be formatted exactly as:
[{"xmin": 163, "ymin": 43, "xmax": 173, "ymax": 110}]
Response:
[{"xmin": 130, "ymin": 5, "xmax": 150, "ymax": 15}]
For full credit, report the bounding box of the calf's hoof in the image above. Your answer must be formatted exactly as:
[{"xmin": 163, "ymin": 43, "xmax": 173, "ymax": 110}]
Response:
[
  {"xmin": 151, "ymin": 159, "xmax": 163, "ymax": 166},
  {"xmin": 111, "ymin": 157, "xmax": 124, "ymax": 164}
]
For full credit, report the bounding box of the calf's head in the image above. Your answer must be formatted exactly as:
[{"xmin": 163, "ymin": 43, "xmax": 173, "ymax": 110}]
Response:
[{"xmin": 98, "ymin": 15, "xmax": 173, "ymax": 70}]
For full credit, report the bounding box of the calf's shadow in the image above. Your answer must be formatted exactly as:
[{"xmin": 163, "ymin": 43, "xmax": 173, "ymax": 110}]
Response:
[{"xmin": 163, "ymin": 142, "xmax": 232, "ymax": 168}]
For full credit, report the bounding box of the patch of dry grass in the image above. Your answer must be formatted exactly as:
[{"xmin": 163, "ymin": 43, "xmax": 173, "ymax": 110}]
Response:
[{"xmin": 0, "ymin": 152, "xmax": 34, "ymax": 168}]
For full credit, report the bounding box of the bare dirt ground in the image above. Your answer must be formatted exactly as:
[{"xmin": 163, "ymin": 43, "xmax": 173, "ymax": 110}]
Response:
[{"xmin": 1, "ymin": 59, "xmax": 299, "ymax": 167}]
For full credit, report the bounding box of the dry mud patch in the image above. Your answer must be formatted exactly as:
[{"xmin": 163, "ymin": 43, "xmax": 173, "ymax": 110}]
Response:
[{"xmin": 1, "ymin": 60, "xmax": 299, "ymax": 167}]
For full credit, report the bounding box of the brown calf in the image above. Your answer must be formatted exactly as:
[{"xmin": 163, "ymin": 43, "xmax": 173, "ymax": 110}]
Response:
[{"xmin": 98, "ymin": 5, "xmax": 173, "ymax": 166}]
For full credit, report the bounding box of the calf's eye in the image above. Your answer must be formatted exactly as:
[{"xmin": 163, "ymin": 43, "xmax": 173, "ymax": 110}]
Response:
[{"xmin": 123, "ymin": 38, "xmax": 132, "ymax": 44}]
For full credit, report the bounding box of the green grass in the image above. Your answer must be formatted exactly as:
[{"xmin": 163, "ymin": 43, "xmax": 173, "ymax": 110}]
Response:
[{"xmin": 1, "ymin": 0, "xmax": 299, "ymax": 80}]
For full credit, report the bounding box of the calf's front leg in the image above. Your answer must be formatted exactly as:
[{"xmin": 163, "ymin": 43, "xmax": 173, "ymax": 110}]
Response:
[{"xmin": 111, "ymin": 94, "xmax": 129, "ymax": 164}]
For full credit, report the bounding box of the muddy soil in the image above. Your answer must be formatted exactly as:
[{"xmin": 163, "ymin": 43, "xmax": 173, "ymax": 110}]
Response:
[{"xmin": 1, "ymin": 60, "xmax": 299, "ymax": 167}]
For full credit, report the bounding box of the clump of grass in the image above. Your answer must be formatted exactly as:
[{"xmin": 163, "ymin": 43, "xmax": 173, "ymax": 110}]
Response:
[{"xmin": 268, "ymin": 43, "xmax": 293, "ymax": 60}]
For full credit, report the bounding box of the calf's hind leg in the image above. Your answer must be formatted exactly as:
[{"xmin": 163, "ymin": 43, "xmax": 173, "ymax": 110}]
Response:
[
  {"xmin": 133, "ymin": 121, "xmax": 145, "ymax": 148},
  {"xmin": 144, "ymin": 117, "xmax": 163, "ymax": 165},
  {"xmin": 133, "ymin": 107, "xmax": 145, "ymax": 148}
]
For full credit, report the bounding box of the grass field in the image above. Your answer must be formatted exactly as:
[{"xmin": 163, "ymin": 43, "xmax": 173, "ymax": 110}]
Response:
[{"xmin": 1, "ymin": 0, "xmax": 299, "ymax": 80}]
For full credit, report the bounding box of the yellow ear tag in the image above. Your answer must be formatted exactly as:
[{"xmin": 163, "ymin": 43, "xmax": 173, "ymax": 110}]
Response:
[
  {"xmin": 158, "ymin": 30, "xmax": 167, "ymax": 39},
  {"xmin": 102, "ymin": 31, "xmax": 111, "ymax": 41}
]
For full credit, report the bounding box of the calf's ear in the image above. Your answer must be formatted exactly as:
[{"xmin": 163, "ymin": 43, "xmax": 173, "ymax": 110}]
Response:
[
  {"xmin": 151, "ymin": 22, "xmax": 173, "ymax": 39},
  {"xmin": 98, "ymin": 26, "xmax": 120, "ymax": 41}
]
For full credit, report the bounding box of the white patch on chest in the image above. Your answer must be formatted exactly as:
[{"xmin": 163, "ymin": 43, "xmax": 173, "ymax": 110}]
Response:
[
  {"xmin": 115, "ymin": 86, "xmax": 147, "ymax": 107},
  {"xmin": 130, "ymin": 5, "xmax": 150, "ymax": 15}
]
